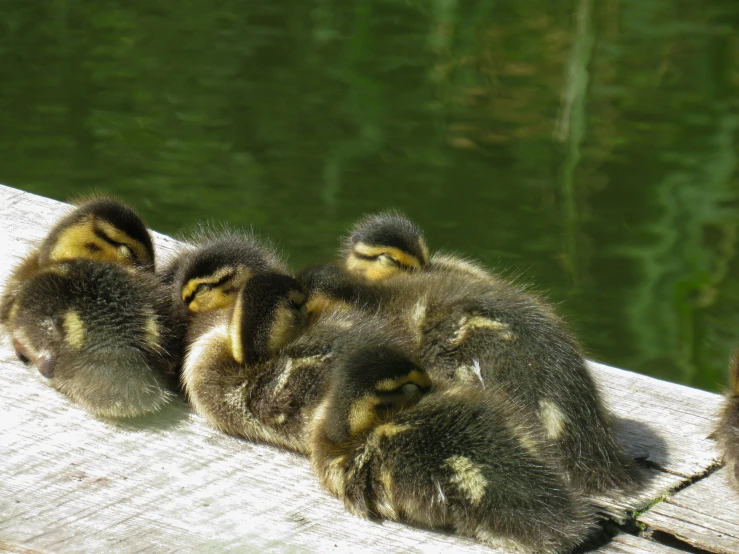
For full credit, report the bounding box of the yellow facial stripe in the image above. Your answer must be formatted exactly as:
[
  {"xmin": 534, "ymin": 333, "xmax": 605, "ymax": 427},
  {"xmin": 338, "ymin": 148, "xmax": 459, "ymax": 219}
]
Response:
[
  {"xmin": 348, "ymin": 394, "xmax": 381, "ymax": 436},
  {"xmin": 417, "ymin": 237, "xmax": 430, "ymax": 266},
  {"xmin": 375, "ymin": 369, "xmax": 431, "ymax": 392},
  {"xmin": 182, "ymin": 266, "xmax": 250, "ymax": 313},
  {"xmin": 228, "ymin": 289, "xmax": 245, "ymax": 364},
  {"xmin": 181, "ymin": 266, "xmax": 236, "ymax": 302},
  {"xmin": 49, "ymin": 222, "xmax": 113, "ymax": 263},
  {"xmin": 144, "ymin": 311, "xmax": 160, "ymax": 348},
  {"xmin": 96, "ymin": 220, "xmax": 151, "ymax": 266},
  {"xmin": 188, "ymin": 290, "xmax": 233, "ymax": 313},
  {"xmin": 48, "ymin": 220, "xmax": 150, "ymax": 267},
  {"xmin": 267, "ymin": 305, "xmax": 297, "ymax": 355},
  {"xmin": 352, "ymin": 243, "xmax": 424, "ymax": 269},
  {"xmin": 346, "ymin": 256, "xmax": 401, "ymax": 282},
  {"xmin": 306, "ymin": 294, "xmax": 352, "ymax": 320},
  {"xmin": 63, "ymin": 310, "xmax": 86, "ymax": 350}
]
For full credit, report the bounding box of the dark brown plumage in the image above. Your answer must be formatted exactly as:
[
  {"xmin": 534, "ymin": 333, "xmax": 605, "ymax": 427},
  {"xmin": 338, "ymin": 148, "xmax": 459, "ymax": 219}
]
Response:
[
  {"xmin": 162, "ymin": 229, "xmax": 288, "ymax": 317},
  {"xmin": 178, "ymin": 254, "xmax": 599, "ymax": 552},
  {"xmin": 299, "ymin": 212, "xmax": 642, "ymax": 494},
  {"xmin": 0, "ymin": 198, "xmax": 183, "ymax": 418},
  {"xmin": 312, "ymin": 346, "xmax": 598, "ymax": 553}
]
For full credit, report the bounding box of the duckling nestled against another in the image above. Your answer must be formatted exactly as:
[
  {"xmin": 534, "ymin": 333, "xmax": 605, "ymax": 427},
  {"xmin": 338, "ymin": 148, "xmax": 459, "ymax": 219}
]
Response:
[
  {"xmin": 162, "ymin": 229, "xmax": 289, "ymax": 317},
  {"xmin": 300, "ymin": 212, "xmax": 641, "ymax": 495},
  {"xmin": 0, "ymin": 198, "xmax": 184, "ymax": 418},
  {"xmin": 311, "ymin": 345, "xmax": 597, "ymax": 554},
  {"xmin": 170, "ymin": 235, "xmax": 394, "ymax": 451},
  {"xmin": 175, "ymin": 237, "xmax": 599, "ymax": 552},
  {"xmin": 715, "ymin": 351, "xmax": 739, "ymax": 489}
]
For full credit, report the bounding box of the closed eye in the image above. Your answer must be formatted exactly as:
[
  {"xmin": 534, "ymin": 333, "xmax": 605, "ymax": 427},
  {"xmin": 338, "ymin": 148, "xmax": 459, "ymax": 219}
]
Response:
[
  {"xmin": 195, "ymin": 283, "xmax": 212, "ymax": 295},
  {"xmin": 377, "ymin": 254, "xmax": 400, "ymax": 267},
  {"xmin": 118, "ymin": 244, "xmax": 133, "ymax": 259}
]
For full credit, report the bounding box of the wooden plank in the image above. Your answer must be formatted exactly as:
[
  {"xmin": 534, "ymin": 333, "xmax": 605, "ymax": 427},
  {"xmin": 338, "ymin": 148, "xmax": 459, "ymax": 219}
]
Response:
[
  {"xmin": 587, "ymin": 361, "xmax": 723, "ymax": 520},
  {"xmin": 0, "ymin": 351, "xmax": 496, "ymax": 553},
  {"xmin": 638, "ymin": 468, "xmax": 739, "ymax": 553},
  {"xmin": 0, "ymin": 185, "xmax": 729, "ymax": 552},
  {"xmin": 594, "ymin": 533, "xmax": 685, "ymax": 553}
]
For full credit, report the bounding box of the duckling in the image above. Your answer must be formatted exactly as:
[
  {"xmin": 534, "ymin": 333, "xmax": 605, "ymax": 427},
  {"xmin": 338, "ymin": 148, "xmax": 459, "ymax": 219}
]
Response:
[
  {"xmin": 300, "ymin": 213, "xmax": 641, "ymax": 494},
  {"xmin": 0, "ymin": 198, "xmax": 184, "ymax": 418},
  {"xmin": 1, "ymin": 197, "xmax": 157, "ymax": 321},
  {"xmin": 181, "ymin": 267, "xmax": 598, "ymax": 552},
  {"xmin": 311, "ymin": 345, "xmax": 598, "ymax": 554},
  {"xmin": 343, "ymin": 212, "xmax": 430, "ymax": 279},
  {"xmin": 179, "ymin": 262, "xmax": 404, "ymax": 452},
  {"xmin": 163, "ymin": 229, "xmax": 289, "ymax": 317},
  {"xmin": 715, "ymin": 351, "xmax": 739, "ymax": 489},
  {"xmin": 342, "ymin": 211, "xmax": 497, "ymax": 283}
]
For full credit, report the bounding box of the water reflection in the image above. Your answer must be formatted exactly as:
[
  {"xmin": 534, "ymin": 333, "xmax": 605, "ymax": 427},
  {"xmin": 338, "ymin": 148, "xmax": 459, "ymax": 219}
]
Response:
[{"xmin": 1, "ymin": 0, "xmax": 738, "ymax": 390}]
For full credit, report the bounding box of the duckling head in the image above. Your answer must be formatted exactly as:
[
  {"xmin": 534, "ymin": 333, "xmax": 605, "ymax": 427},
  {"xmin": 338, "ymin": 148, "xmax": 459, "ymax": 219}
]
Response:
[
  {"xmin": 38, "ymin": 197, "xmax": 155, "ymax": 271},
  {"xmin": 228, "ymin": 272, "xmax": 308, "ymax": 365},
  {"xmin": 342, "ymin": 212, "xmax": 429, "ymax": 281},
  {"xmin": 322, "ymin": 345, "xmax": 432, "ymax": 444},
  {"xmin": 173, "ymin": 234, "xmax": 287, "ymax": 314},
  {"xmin": 7, "ymin": 261, "xmax": 173, "ymax": 418}
]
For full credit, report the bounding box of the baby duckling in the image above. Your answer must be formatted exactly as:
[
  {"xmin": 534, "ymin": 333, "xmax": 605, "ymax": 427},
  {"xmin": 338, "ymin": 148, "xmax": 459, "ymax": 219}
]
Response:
[
  {"xmin": 342, "ymin": 212, "xmax": 429, "ymax": 279},
  {"xmin": 715, "ymin": 351, "xmax": 739, "ymax": 489},
  {"xmin": 0, "ymin": 198, "xmax": 183, "ymax": 418},
  {"xmin": 343, "ymin": 211, "xmax": 496, "ymax": 282},
  {"xmin": 1, "ymin": 197, "xmax": 156, "ymax": 319},
  {"xmin": 180, "ymin": 262, "xmax": 404, "ymax": 452},
  {"xmin": 311, "ymin": 345, "xmax": 597, "ymax": 554},
  {"xmin": 163, "ymin": 230, "xmax": 289, "ymax": 316},
  {"xmin": 301, "ymin": 213, "xmax": 641, "ymax": 494},
  {"xmin": 182, "ymin": 270, "xmax": 318, "ymax": 450},
  {"xmin": 182, "ymin": 266, "xmax": 598, "ymax": 552}
]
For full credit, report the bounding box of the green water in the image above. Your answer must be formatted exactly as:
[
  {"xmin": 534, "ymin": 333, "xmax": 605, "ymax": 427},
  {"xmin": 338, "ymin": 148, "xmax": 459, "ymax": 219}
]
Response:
[{"xmin": 2, "ymin": 0, "xmax": 738, "ymax": 391}]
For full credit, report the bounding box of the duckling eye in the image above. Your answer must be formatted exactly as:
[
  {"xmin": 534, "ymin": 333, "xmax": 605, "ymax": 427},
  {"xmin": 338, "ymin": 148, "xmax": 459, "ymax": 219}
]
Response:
[
  {"xmin": 195, "ymin": 283, "xmax": 212, "ymax": 295},
  {"xmin": 400, "ymin": 383, "xmax": 420, "ymax": 395},
  {"xmin": 118, "ymin": 244, "xmax": 133, "ymax": 259},
  {"xmin": 377, "ymin": 254, "xmax": 399, "ymax": 267}
]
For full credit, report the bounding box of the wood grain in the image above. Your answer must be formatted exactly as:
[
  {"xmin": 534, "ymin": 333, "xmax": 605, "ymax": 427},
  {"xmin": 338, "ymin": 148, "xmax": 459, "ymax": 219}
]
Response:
[
  {"xmin": 639, "ymin": 468, "xmax": 739, "ymax": 553},
  {"xmin": 587, "ymin": 361, "xmax": 723, "ymax": 521},
  {"xmin": 0, "ymin": 185, "xmax": 731, "ymax": 552},
  {"xmin": 594, "ymin": 533, "xmax": 684, "ymax": 553}
]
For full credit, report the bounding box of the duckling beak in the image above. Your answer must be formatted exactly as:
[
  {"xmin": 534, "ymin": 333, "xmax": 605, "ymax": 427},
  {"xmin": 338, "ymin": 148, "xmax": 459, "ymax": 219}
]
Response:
[
  {"xmin": 13, "ymin": 338, "xmax": 57, "ymax": 379},
  {"xmin": 36, "ymin": 353, "xmax": 57, "ymax": 379}
]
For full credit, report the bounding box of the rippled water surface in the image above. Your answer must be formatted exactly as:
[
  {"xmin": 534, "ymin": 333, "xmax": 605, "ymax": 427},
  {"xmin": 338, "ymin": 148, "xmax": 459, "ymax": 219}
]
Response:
[{"xmin": 2, "ymin": 0, "xmax": 739, "ymax": 390}]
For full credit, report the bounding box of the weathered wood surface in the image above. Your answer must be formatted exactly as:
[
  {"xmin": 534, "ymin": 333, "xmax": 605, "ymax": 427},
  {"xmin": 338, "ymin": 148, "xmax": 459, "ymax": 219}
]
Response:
[
  {"xmin": 0, "ymin": 185, "xmax": 734, "ymax": 553},
  {"xmin": 594, "ymin": 533, "xmax": 684, "ymax": 554},
  {"xmin": 639, "ymin": 467, "xmax": 739, "ymax": 553},
  {"xmin": 589, "ymin": 361, "xmax": 724, "ymax": 521}
]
